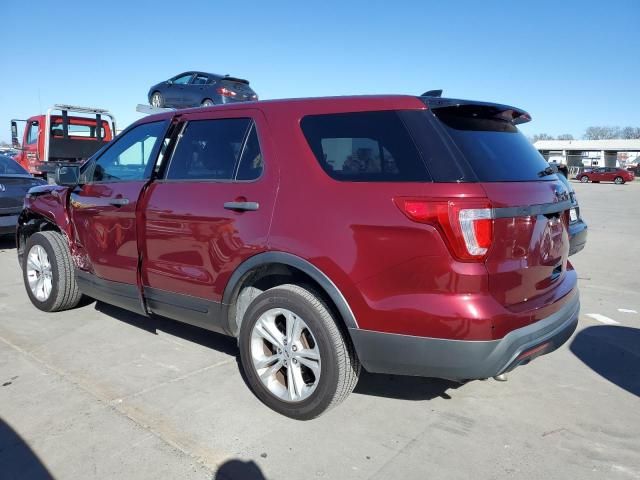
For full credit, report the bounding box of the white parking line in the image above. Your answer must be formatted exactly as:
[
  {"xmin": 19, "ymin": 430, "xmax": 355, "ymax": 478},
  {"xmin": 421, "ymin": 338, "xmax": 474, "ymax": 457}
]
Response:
[
  {"xmin": 586, "ymin": 313, "xmax": 620, "ymax": 325},
  {"xmin": 617, "ymin": 308, "xmax": 638, "ymax": 314}
]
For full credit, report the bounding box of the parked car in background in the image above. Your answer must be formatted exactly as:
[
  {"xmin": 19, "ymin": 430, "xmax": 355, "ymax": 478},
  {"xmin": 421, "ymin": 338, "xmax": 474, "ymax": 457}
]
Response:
[
  {"xmin": 148, "ymin": 71, "xmax": 258, "ymax": 109},
  {"xmin": 0, "ymin": 155, "xmax": 45, "ymax": 236},
  {"xmin": 555, "ymin": 170, "xmax": 587, "ymax": 255},
  {"xmin": 577, "ymin": 167, "xmax": 634, "ymax": 184},
  {"xmin": 16, "ymin": 94, "xmax": 579, "ymax": 419}
]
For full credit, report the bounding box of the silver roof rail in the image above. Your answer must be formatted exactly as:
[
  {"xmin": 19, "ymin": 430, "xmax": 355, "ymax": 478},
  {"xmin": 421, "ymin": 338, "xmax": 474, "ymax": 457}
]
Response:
[{"xmin": 136, "ymin": 104, "xmax": 175, "ymax": 115}]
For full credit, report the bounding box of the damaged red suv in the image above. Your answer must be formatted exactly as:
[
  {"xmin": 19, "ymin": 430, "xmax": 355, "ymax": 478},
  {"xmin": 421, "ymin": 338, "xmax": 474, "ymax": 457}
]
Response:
[{"xmin": 17, "ymin": 94, "xmax": 579, "ymax": 419}]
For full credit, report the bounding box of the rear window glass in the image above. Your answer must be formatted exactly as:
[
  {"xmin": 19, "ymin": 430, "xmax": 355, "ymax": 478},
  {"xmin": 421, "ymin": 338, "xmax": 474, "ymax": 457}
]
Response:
[
  {"xmin": 300, "ymin": 111, "xmax": 431, "ymax": 182},
  {"xmin": 432, "ymin": 105, "xmax": 556, "ymax": 182}
]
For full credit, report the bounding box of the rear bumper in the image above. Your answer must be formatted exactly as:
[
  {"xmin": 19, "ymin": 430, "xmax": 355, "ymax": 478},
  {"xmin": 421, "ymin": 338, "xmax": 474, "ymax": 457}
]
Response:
[{"xmin": 349, "ymin": 290, "xmax": 579, "ymax": 381}]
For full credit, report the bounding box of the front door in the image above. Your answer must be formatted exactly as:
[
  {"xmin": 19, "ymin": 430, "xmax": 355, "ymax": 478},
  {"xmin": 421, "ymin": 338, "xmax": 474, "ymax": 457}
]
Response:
[
  {"xmin": 166, "ymin": 73, "xmax": 193, "ymax": 107},
  {"xmin": 140, "ymin": 109, "xmax": 277, "ymax": 332},
  {"xmin": 70, "ymin": 120, "xmax": 168, "ymax": 289}
]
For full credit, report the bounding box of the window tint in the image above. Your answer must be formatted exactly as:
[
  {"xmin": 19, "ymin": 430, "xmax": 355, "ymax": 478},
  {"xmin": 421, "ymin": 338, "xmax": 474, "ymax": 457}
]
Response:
[
  {"xmin": 166, "ymin": 118, "xmax": 251, "ymax": 181},
  {"xmin": 92, "ymin": 121, "xmax": 165, "ymax": 182},
  {"xmin": 300, "ymin": 111, "xmax": 430, "ymax": 182},
  {"xmin": 431, "ymin": 105, "xmax": 556, "ymax": 182},
  {"xmin": 27, "ymin": 122, "xmax": 39, "ymax": 145},
  {"xmin": 235, "ymin": 124, "xmax": 263, "ymax": 180},
  {"xmin": 193, "ymin": 74, "xmax": 209, "ymax": 85},
  {"xmin": 50, "ymin": 122, "xmax": 106, "ymax": 138},
  {"xmin": 172, "ymin": 74, "xmax": 192, "ymax": 85}
]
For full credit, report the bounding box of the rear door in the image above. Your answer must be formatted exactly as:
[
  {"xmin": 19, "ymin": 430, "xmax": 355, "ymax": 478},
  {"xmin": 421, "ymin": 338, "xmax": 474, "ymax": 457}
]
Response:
[
  {"xmin": 183, "ymin": 73, "xmax": 210, "ymax": 107},
  {"xmin": 140, "ymin": 109, "xmax": 276, "ymax": 332},
  {"xmin": 69, "ymin": 120, "xmax": 168, "ymax": 310}
]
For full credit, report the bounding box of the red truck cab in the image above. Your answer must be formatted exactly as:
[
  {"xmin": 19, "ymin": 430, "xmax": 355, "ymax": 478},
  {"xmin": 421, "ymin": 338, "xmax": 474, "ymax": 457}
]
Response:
[{"xmin": 11, "ymin": 105, "xmax": 116, "ymax": 179}]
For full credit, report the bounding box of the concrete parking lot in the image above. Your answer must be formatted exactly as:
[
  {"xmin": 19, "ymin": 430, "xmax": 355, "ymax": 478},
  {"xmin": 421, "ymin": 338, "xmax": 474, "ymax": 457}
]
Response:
[{"xmin": 0, "ymin": 182, "xmax": 638, "ymax": 480}]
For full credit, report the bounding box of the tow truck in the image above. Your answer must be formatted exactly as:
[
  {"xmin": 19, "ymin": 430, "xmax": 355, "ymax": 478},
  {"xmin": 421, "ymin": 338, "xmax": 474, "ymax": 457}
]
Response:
[{"xmin": 11, "ymin": 105, "xmax": 116, "ymax": 180}]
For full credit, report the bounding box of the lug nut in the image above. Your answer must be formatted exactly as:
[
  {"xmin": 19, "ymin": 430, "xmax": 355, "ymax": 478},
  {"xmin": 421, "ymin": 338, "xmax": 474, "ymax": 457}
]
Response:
[
  {"xmin": 292, "ymin": 345, "xmax": 297, "ymax": 352},
  {"xmin": 292, "ymin": 358, "xmax": 298, "ymax": 364}
]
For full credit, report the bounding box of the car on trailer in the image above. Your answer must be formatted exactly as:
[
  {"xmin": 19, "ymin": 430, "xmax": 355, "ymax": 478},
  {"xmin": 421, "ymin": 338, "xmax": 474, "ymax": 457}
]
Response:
[
  {"xmin": 11, "ymin": 105, "xmax": 116, "ymax": 181},
  {"xmin": 148, "ymin": 71, "xmax": 258, "ymax": 109}
]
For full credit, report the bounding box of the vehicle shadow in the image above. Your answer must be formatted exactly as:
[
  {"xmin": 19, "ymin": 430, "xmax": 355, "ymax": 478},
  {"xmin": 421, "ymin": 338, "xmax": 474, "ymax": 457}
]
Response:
[
  {"xmin": 94, "ymin": 302, "xmax": 238, "ymax": 356},
  {"xmin": 213, "ymin": 459, "xmax": 267, "ymax": 480},
  {"xmin": 354, "ymin": 371, "xmax": 461, "ymax": 400},
  {"xmin": 0, "ymin": 418, "xmax": 54, "ymax": 479},
  {"xmin": 570, "ymin": 325, "xmax": 640, "ymax": 397},
  {"xmin": 95, "ymin": 302, "xmax": 462, "ymax": 402},
  {"xmin": 0, "ymin": 235, "xmax": 16, "ymax": 251}
]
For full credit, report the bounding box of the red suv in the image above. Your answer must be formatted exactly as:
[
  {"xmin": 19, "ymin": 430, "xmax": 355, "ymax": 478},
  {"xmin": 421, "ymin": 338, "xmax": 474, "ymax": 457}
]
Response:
[
  {"xmin": 16, "ymin": 95, "xmax": 580, "ymax": 419},
  {"xmin": 578, "ymin": 166, "xmax": 634, "ymax": 184}
]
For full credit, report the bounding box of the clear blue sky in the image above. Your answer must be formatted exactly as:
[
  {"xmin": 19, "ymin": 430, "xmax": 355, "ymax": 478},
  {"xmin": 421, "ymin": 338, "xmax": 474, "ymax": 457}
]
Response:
[{"xmin": 1, "ymin": 0, "xmax": 638, "ymax": 142}]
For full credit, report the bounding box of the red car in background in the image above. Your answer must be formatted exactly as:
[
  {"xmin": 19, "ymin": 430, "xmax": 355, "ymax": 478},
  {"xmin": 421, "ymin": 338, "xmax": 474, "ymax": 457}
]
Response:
[{"xmin": 578, "ymin": 167, "xmax": 634, "ymax": 184}]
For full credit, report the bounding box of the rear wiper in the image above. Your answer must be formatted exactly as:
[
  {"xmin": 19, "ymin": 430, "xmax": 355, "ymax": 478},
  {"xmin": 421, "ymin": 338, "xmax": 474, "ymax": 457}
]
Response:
[{"xmin": 538, "ymin": 165, "xmax": 557, "ymax": 177}]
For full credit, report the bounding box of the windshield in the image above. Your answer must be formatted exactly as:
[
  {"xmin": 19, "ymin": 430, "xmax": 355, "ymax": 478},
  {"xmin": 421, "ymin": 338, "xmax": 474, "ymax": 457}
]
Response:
[{"xmin": 0, "ymin": 155, "xmax": 29, "ymax": 175}]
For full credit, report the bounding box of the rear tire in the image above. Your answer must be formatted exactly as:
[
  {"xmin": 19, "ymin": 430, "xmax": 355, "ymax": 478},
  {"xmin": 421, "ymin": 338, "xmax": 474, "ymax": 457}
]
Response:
[
  {"xmin": 614, "ymin": 176, "xmax": 624, "ymax": 184},
  {"xmin": 580, "ymin": 175, "xmax": 589, "ymax": 183},
  {"xmin": 22, "ymin": 231, "xmax": 83, "ymax": 312},
  {"xmin": 238, "ymin": 284, "xmax": 360, "ymax": 420},
  {"xmin": 150, "ymin": 91, "xmax": 165, "ymax": 108},
  {"xmin": 201, "ymin": 98, "xmax": 215, "ymax": 107}
]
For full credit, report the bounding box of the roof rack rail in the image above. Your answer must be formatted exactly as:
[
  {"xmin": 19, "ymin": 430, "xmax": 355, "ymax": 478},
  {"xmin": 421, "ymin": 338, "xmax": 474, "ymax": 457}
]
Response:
[
  {"xmin": 52, "ymin": 104, "xmax": 112, "ymax": 114},
  {"xmin": 420, "ymin": 89, "xmax": 443, "ymax": 97}
]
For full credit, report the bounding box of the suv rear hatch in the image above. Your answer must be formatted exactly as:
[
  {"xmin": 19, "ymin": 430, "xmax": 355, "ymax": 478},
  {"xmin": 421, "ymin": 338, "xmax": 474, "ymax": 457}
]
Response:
[
  {"xmin": 420, "ymin": 99, "xmax": 572, "ymax": 310},
  {"xmin": 219, "ymin": 77, "xmax": 258, "ymax": 101}
]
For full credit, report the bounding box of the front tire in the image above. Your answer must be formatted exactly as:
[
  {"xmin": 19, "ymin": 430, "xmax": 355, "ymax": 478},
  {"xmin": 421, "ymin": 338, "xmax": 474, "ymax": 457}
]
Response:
[
  {"xmin": 238, "ymin": 284, "xmax": 360, "ymax": 420},
  {"xmin": 614, "ymin": 176, "xmax": 624, "ymax": 184},
  {"xmin": 22, "ymin": 231, "xmax": 83, "ymax": 312},
  {"xmin": 150, "ymin": 91, "xmax": 165, "ymax": 108},
  {"xmin": 580, "ymin": 175, "xmax": 589, "ymax": 183}
]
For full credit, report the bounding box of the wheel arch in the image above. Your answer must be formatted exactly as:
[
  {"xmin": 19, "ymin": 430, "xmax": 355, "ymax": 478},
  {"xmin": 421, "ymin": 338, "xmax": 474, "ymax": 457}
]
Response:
[
  {"xmin": 16, "ymin": 210, "xmax": 65, "ymax": 266},
  {"xmin": 222, "ymin": 252, "xmax": 359, "ymax": 337}
]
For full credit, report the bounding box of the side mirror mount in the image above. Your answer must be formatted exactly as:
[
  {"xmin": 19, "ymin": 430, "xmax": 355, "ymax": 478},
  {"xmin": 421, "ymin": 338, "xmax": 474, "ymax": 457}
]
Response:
[
  {"xmin": 166, "ymin": 80, "xmax": 173, "ymax": 85},
  {"xmin": 55, "ymin": 165, "xmax": 81, "ymax": 187},
  {"xmin": 11, "ymin": 121, "xmax": 20, "ymax": 148}
]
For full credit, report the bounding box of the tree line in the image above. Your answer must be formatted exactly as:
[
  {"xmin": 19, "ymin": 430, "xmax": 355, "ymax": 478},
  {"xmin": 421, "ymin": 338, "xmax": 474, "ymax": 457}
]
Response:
[{"xmin": 531, "ymin": 127, "xmax": 640, "ymax": 142}]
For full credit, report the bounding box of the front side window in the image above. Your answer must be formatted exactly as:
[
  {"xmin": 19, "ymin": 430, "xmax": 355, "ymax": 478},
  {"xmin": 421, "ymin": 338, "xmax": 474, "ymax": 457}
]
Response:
[
  {"xmin": 27, "ymin": 122, "xmax": 39, "ymax": 145},
  {"xmin": 172, "ymin": 74, "xmax": 192, "ymax": 85},
  {"xmin": 92, "ymin": 121, "xmax": 165, "ymax": 182},
  {"xmin": 300, "ymin": 111, "xmax": 430, "ymax": 182},
  {"xmin": 166, "ymin": 118, "xmax": 251, "ymax": 181}
]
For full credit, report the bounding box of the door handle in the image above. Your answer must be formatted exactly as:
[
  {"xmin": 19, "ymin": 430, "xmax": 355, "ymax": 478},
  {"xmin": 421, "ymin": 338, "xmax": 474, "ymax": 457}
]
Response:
[
  {"xmin": 109, "ymin": 198, "xmax": 130, "ymax": 207},
  {"xmin": 224, "ymin": 201, "xmax": 259, "ymax": 211}
]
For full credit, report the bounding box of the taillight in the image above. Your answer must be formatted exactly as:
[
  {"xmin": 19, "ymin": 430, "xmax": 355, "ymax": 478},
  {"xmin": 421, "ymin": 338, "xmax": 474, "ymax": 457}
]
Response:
[
  {"xmin": 217, "ymin": 87, "xmax": 237, "ymax": 98},
  {"xmin": 394, "ymin": 197, "xmax": 494, "ymax": 261}
]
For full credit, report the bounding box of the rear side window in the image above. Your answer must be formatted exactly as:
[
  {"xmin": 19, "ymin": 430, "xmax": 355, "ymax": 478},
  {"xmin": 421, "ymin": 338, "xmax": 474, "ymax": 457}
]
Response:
[
  {"xmin": 235, "ymin": 124, "xmax": 263, "ymax": 181},
  {"xmin": 166, "ymin": 118, "xmax": 252, "ymax": 181},
  {"xmin": 300, "ymin": 111, "xmax": 431, "ymax": 182},
  {"xmin": 431, "ymin": 105, "xmax": 556, "ymax": 182}
]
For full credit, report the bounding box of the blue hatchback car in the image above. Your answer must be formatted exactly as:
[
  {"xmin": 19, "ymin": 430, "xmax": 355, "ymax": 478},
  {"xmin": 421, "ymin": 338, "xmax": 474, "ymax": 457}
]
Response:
[{"xmin": 148, "ymin": 71, "xmax": 258, "ymax": 109}]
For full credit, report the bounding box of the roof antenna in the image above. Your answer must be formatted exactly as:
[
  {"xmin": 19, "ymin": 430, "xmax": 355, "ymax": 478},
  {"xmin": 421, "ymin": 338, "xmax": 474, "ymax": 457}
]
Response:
[{"xmin": 421, "ymin": 89, "xmax": 443, "ymax": 97}]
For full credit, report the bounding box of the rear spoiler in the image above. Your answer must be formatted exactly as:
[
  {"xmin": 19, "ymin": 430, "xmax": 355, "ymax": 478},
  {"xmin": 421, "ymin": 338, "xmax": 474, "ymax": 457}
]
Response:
[
  {"xmin": 420, "ymin": 97, "xmax": 532, "ymax": 125},
  {"xmin": 223, "ymin": 75, "xmax": 250, "ymax": 85}
]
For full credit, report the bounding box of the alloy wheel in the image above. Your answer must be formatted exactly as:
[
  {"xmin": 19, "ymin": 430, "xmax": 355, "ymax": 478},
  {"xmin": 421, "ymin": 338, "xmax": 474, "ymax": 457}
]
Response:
[
  {"xmin": 26, "ymin": 245, "xmax": 53, "ymax": 302},
  {"xmin": 250, "ymin": 308, "xmax": 321, "ymax": 402}
]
